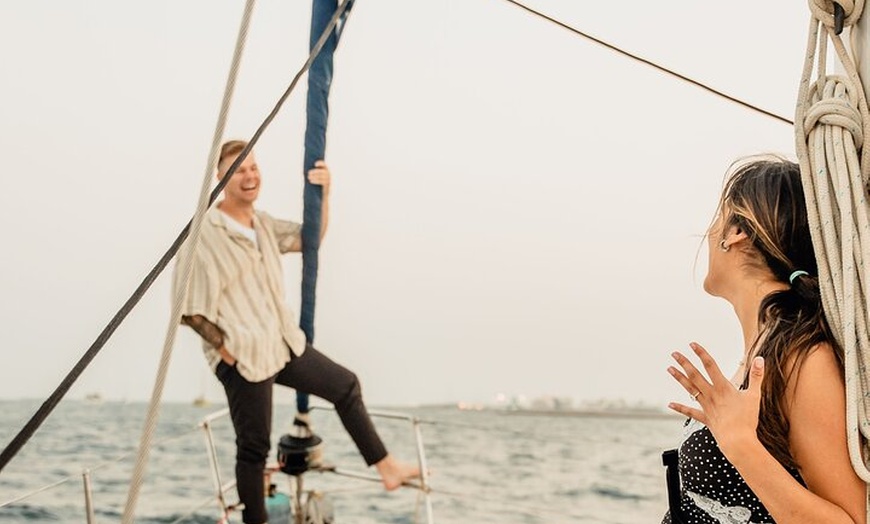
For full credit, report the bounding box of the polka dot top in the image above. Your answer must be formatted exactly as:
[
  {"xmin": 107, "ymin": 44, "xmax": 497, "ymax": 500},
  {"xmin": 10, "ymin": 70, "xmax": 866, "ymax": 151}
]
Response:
[{"xmin": 661, "ymin": 418, "xmax": 804, "ymax": 523}]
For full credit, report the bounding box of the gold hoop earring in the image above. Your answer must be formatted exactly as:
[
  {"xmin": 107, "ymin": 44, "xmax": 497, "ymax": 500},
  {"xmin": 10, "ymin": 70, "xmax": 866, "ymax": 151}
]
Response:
[{"xmin": 719, "ymin": 239, "xmax": 729, "ymax": 252}]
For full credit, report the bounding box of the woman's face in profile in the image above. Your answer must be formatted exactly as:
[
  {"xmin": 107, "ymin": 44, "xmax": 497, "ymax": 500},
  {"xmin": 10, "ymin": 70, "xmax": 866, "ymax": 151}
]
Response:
[{"xmin": 703, "ymin": 207, "xmax": 728, "ymax": 297}]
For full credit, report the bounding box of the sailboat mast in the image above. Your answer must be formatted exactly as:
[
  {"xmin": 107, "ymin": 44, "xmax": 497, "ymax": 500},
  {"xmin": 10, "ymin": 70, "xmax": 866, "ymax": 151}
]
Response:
[{"xmin": 297, "ymin": 0, "xmax": 351, "ymax": 413}]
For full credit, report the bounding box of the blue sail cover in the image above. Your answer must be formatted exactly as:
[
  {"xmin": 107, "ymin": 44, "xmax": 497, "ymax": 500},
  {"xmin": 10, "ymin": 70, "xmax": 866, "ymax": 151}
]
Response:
[{"xmin": 298, "ymin": 0, "xmax": 351, "ymax": 413}]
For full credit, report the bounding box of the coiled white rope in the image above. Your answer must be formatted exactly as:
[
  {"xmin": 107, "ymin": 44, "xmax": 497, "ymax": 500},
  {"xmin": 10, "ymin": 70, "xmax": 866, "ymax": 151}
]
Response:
[
  {"xmin": 794, "ymin": 0, "xmax": 870, "ymax": 514},
  {"xmin": 120, "ymin": 1, "xmax": 257, "ymax": 521}
]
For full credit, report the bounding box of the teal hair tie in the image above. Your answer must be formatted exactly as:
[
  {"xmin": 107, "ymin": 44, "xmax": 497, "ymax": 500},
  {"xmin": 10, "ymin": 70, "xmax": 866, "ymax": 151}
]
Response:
[{"xmin": 789, "ymin": 270, "xmax": 809, "ymax": 284}]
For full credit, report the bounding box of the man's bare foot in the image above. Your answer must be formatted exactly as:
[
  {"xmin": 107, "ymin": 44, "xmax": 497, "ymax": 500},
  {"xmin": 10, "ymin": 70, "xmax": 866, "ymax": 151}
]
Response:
[{"xmin": 374, "ymin": 454, "xmax": 421, "ymax": 491}]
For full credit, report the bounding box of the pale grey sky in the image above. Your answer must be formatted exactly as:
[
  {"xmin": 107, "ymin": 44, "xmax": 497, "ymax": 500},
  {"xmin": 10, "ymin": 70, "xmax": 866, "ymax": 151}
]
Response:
[{"xmin": 0, "ymin": 1, "xmax": 809, "ymax": 407}]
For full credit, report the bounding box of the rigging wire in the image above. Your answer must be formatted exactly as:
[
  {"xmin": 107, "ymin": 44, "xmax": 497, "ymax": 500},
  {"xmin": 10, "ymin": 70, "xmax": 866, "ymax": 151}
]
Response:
[
  {"xmin": 499, "ymin": 0, "xmax": 794, "ymax": 126},
  {"xmin": 122, "ymin": 0, "xmax": 258, "ymax": 519}
]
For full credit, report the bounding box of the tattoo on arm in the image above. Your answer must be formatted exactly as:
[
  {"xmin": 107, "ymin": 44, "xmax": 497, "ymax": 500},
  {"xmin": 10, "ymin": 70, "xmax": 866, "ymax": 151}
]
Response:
[{"xmin": 181, "ymin": 315, "xmax": 225, "ymax": 349}]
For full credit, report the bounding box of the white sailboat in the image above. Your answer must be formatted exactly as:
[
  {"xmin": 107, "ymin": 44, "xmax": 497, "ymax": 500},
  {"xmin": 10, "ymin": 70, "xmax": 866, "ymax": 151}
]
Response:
[{"xmin": 193, "ymin": 369, "xmax": 211, "ymax": 408}]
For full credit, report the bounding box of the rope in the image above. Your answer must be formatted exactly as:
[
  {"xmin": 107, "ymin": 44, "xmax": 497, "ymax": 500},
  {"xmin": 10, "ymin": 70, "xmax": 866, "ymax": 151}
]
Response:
[
  {"xmin": 0, "ymin": 477, "xmax": 74, "ymax": 509},
  {"xmin": 120, "ymin": 2, "xmax": 257, "ymax": 520},
  {"xmin": 498, "ymin": 0, "xmax": 793, "ymax": 126},
  {"xmin": 793, "ymin": 0, "xmax": 870, "ymax": 517}
]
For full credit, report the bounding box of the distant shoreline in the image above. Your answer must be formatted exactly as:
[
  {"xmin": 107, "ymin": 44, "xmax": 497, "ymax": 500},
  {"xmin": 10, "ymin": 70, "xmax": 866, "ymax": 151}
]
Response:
[
  {"xmin": 493, "ymin": 407, "xmax": 682, "ymax": 420},
  {"xmin": 0, "ymin": 398, "xmax": 682, "ymax": 420}
]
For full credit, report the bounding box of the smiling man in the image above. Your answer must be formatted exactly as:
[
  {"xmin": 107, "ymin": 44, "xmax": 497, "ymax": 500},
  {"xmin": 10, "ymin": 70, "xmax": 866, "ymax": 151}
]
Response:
[{"xmin": 174, "ymin": 140, "xmax": 419, "ymax": 524}]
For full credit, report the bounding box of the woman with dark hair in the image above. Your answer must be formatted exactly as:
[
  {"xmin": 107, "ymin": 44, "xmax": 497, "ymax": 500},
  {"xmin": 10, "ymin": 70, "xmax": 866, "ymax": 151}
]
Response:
[{"xmin": 662, "ymin": 156, "xmax": 865, "ymax": 523}]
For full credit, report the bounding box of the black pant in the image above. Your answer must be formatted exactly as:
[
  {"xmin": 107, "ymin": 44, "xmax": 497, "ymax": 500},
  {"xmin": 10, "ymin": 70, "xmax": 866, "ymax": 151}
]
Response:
[{"xmin": 217, "ymin": 344, "xmax": 388, "ymax": 524}]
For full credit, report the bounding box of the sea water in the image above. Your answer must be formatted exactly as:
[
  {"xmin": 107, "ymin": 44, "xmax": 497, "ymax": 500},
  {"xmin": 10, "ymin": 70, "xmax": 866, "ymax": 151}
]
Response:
[{"xmin": 0, "ymin": 400, "xmax": 682, "ymax": 523}]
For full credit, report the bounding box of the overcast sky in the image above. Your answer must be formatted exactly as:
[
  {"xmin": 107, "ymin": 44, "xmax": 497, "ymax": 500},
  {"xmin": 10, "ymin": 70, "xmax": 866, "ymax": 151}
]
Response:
[{"xmin": 0, "ymin": 1, "xmax": 811, "ymax": 409}]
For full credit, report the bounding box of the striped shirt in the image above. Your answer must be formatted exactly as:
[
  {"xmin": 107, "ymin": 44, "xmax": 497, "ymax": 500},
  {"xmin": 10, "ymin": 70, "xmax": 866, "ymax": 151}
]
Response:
[{"xmin": 175, "ymin": 207, "xmax": 307, "ymax": 382}]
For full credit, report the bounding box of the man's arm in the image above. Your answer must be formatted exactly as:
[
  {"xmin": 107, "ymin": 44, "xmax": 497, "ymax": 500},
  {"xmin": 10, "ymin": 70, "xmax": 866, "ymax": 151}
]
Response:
[
  {"xmin": 181, "ymin": 314, "xmax": 236, "ymax": 365},
  {"xmin": 287, "ymin": 160, "xmax": 331, "ymax": 252}
]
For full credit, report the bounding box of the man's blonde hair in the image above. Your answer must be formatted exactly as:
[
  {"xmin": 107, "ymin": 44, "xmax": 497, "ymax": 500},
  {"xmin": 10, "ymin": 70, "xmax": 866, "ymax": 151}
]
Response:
[{"xmin": 218, "ymin": 140, "xmax": 248, "ymax": 172}]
